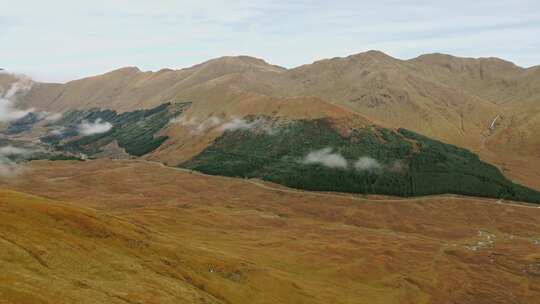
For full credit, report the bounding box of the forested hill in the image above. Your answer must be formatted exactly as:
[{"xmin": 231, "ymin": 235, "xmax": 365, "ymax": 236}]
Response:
[
  {"xmin": 3, "ymin": 101, "xmax": 539, "ymax": 203},
  {"xmin": 182, "ymin": 118, "xmax": 540, "ymax": 203}
]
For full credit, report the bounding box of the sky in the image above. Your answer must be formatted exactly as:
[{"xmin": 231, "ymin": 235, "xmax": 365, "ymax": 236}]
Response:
[{"xmin": 1, "ymin": 0, "xmax": 539, "ymax": 82}]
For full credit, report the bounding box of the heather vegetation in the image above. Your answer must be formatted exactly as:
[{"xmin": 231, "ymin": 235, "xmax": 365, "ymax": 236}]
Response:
[{"xmin": 183, "ymin": 119, "xmax": 540, "ymax": 203}]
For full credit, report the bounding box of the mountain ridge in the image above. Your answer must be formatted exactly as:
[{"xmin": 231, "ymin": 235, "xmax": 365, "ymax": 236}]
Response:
[
  {"xmin": 20, "ymin": 50, "xmax": 539, "ymax": 87},
  {"xmin": 2, "ymin": 50, "xmax": 539, "ymax": 190}
]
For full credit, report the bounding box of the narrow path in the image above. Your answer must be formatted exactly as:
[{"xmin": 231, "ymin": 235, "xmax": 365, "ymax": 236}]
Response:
[{"xmin": 128, "ymin": 159, "xmax": 540, "ymax": 210}]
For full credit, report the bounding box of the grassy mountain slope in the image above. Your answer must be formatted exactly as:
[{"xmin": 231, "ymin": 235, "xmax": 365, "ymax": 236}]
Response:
[
  {"xmin": 0, "ymin": 189, "xmax": 224, "ymax": 304},
  {"xmin": 1, "ymin": 159, "xmax": 540, "ymax": 304},
  {"xmin": 9, "ymin": 51, "xmax": 536, "ymax": 155}
]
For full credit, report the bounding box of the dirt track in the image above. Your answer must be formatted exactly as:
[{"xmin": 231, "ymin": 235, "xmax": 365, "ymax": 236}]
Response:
[{"xmin": 135, "ymin": 159, "xmax": 540, "ymax": 209}]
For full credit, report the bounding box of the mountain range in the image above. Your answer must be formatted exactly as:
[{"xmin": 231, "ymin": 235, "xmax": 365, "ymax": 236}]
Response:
[
  {"xmin": 3, "ymin": 50, "xmax": 540, "ymax": 190},
  {"xmin": 2, "ymin": 50, "xmax": 540, "ymax": 304}
]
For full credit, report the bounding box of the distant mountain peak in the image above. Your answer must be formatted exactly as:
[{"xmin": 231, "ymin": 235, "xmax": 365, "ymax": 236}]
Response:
[
  {"xmin": 193, "ymin": 55, "xmax": 286, "ymax": 73},
  {"xmin": 351, "ymin": 50, "xmax": 394, "ymax": 59},
  {"xmin": 412, "ymin": 53, "xmax": 522, "ymax": 70},
  {"xmin": 107, "ymin": 66, "xmax": 142, "ymax": 74}
]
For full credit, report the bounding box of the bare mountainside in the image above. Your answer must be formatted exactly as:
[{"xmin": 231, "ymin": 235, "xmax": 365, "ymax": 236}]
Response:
[
  {"xmin": 3, "ymin": 51, "xmax": 539, "ymax": 189},
  {"xmin": 1, "ymin": 159, "xmax": 540, "ymax": 304}
]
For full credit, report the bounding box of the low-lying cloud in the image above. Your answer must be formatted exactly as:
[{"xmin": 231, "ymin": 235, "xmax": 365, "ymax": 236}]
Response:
[
  {"xmin": 0, "ymin": 72, "xmax": 61, "ymax": 126},
  {"xmin": 220, "ymin": 117, "xmax": 258, "ymax": 131},
  {"xmin": 300, "ymin": 148, "xmax": 392, "ymax": 172},
  {"xmin": 0, "ymin": 99, "xmax": 31, "ymax": 122},
  {"xmin": 2, "ymin": 74, "xmax": 33, "ymax": 100},
  {"xmin": 172, "ymin": 116, "xmax": 223, "ymax": 134},
  {"xmin": 0, "ymin": 72, "xmax": 34, "ymax": 123},
  {"xmin": 45, "ymin": 113, "xmax": 63, "ymax": 121},
  {"xmin": 354, "ymin": 156, "xmax": 382, "ymax": 171},
  {"xmin": 0, "ymin": 146, "xmax": 32, "ymax": 157},
  {"xmin": 220, "ymin": 117, "xmax": 276, "ymax": 135},
  {"xmin": 37, "ymin": 111, "xmax": 63, "ymax": 121},
  {"xmin": 173, "ymin": 115, "xmax": 275, "ymax": 135},
  {"xmin": 50, "ymin": 126, "xmax": 66, "ymax": 136},
  {"xmin": 78, "ymin": 118, "xmax": 113, "ymax": 135},
  {"xmin": 195, "ymin": 116, "xmax": 222, "ymax": 133},
  {"xmin": 301, "ymin": 147, "xmax": 348, "ymax": 169},
  {"xmin": 0, "ymin": 145, "xmax": 33, "ymax": 177}
]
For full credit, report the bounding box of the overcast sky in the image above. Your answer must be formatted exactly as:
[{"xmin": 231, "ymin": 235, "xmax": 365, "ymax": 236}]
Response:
[{"xmin": 1, "ymin": 0, "xmax": 539, "ymax": 82}]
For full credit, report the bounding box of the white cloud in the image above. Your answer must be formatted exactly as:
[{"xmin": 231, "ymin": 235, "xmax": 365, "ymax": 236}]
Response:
[
  {"xmin": 220, "ymin": 117, "xmax": 257, "ymax": 132},
  {"xmin": 174, "ymin": 116, "xmax": 275, "ymax": 135},
  {"xmin": 301, "ymin": 147, "xmax": 347, "ymax": 169},
  {"xmin": 171, "ymin": 116, "xmax": 196, "ymax": 126},
  {"xmin": 3, "ymin": 74, "xmax": 33, "ymax": 99},
  {"xmin": 39, "ymin": 112, "xmax": 63, "ymax": 121},
  {"xmin": 0, "ymin": 72, "xmax": 35, "ymax": 122},
  {"xmin": 197, "ymin": 116, "xmax": 223, "ymax": 133},
  {"xmin": 389, "ymin": 160, "xmax": 406, "ymax": 172},
  {"xmin": 300, "ymin": 151, "xmax": 386, "ymax": 171},
  {"xmin": 50, "ymin": 126, "xmax": 66, "ymax": 136},
  {"xmin": 0, "ymin": 145, "xmax": 34, "ymax": 178},
  {"xmin": 78, "ymin": 118, "xmax": 113, "ymax": 135},
  {"xmin": 2, "ymin": 1, "xmax": 540, "ymax": 82},
  {"xmin": 0, "ymin": 99, "xmax": 32, "ymax": 122},
  {"xmin": 206, "ymin": 116, "xmax": 223, "ymax": 126},
  {"xmin": 0, "ymin": 146, "xmax": 32, "ymax": 157},
  {"xmin": 220, "ymin": 117, "xmax": 275, "ymax": 134},
  {"xmin": 0, "ymin": 156, "xmax": 21, "ymax": 177},
  {"xmin": 354, "ymin": 157, "xmax": 382, "ymax": 171},
  {"xmin": 172, "ymin": 116, "xmax": 223, "ymax": 134}
]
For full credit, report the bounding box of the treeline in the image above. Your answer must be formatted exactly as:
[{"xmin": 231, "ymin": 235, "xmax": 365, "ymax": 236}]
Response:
[{"xmin": 182, "ymin": 119, "xmax": 540, "ymax": 204}]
